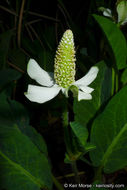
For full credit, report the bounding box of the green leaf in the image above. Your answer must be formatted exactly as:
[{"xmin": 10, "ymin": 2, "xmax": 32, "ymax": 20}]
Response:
[
  {"xmin": 74, "ymin": 61, "xmax": 112, "ymax": 126},
  {"xmin": 93, "ymin": 14, "xmax": 127, "ymax": 70},
  {"xmin": 121, "ymin": 68, "xmax": 127, "ymax": 85},
  {"xmin": 9, "ymin": 100, "xmax": 48, "ymax": 156},
  {"xmin": 70, "ymin": 122, "xmax": 88, "ymax": 148},
  {"xmin": 0, "ymin": 93, "xmax": 52, "ymax": 189},
  {"xmin": 69, "ymin": 122, "xmax": 96, "ymax": 159},
  {"xmin": 0, "ymin": 125, "xmax": 52, "ymax": 190},
  {"xmin": 90, "ymin": 86, "xmax": 127, "ymax": 173},
  {"xmin": 84, "ymin": 142, "xmax": 96, "ymax": 152},
  {"xmin": 0, "ymin": 69, "xmax": 21, "ymax": 90},
  {"xmin": 0, "ymin": 92, "xmax": 48, "ymax": 156}
]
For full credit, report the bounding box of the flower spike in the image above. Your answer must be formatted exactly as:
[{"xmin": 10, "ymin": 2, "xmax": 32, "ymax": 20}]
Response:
[
  {"xmin": 54, "ymin": 30, "xmax": 76, "ymax": 88},
  {"xmin": 25, "ymin": 30, "xmax": 99, "ymax": 104}
]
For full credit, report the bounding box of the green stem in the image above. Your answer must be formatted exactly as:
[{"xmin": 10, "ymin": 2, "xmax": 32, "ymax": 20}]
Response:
[
  {"xmin": 111, "ymin": 68, "xmax": 115, "ymax": 96},
  {"xmin": 94, "ymin": 165, "xmax": 103, "ymax": 182},
  {"xmin": 62, "ymin": 106, "xmax": 72, "ymax": 156},
  {"xmin": 112, "ymin": 68, "xmax": 119, "ymax": 96},
  {"xmin": 115, "ymin": 72, "xmax": 119, "ymax": 93},
  {"xmin": 52, "ymin": 174, "xmax": 64, "ymax": 190},
  {"xmin": 62, "ymin": 97, "xmax": 80, "ymax": 183},
  {"xmin": 71, "ymin": 161, "xmax": 80, "ymax": 183}
]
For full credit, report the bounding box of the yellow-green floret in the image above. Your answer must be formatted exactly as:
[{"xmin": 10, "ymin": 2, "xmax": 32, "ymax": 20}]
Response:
[{"xmin": 54, "ymin": 30, "xmax": 76, "ymax": 88}]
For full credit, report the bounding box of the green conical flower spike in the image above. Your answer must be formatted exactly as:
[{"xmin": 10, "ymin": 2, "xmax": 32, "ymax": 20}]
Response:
[
  {"xmin": 54, "ymin": 30, "xmax": 76, "ymax": 88},
  {"xmin": 25, "ymin": 30, "xmax": 99, "ymax": 103}
]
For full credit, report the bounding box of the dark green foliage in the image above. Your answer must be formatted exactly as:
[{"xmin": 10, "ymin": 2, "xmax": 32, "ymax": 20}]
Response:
[
  {"xmin": 74, "ymin": 61, "xmax": 112, "ymax": 126},
  {"xmin": 0, "ymin": 69, "xmax": 21, "ymax": 90},
  {"xmin": 0, "ymin": 93, "xmax": 52, "ymax": 190},
  {"xmin": 0, "ymin": 126, "xmax": 52, "ymax": 190},
  {"xmin": 90, "ymin": 86, "xmax": 127, "ymax": 173},
  {"xmin": 93, "ymin": 14, "xmax": 127, "ymax": 70}
]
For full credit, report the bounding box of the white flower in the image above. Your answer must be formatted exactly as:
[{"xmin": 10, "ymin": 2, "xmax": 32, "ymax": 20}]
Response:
[
  {"xmin": 101, "ymin": 1, "xmax": 127, "ymax": 26},
  {"xmin": 24, "ymin": 59, "xmax": 99, "ymax": 104},
  {"xmin": 117, "ymin": 0, "xmax": 127, "ymax": 25},
  {"xmin": 99, "ymin": 7, "xmax": 113, "ymax": 18},
  {"xmin": 103, "ymin": 8, "xmax": 112, "ymax": 18},
  {"xmin": 25, "ymin": 30, "xmax": 98, "ymax": 104}
]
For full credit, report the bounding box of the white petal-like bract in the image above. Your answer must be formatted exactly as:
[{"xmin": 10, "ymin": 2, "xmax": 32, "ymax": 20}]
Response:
[
  {"xmin": 117, "ymin": 1, "xmax": 127, "ymax": 24},
  {"xmin": 25, "ymin": 84, "xmax": 61, "ymax": 103},
  {"xmin": 103, "ymin": 8, "xmax": 112, "ymax": 17},
  {"xmin": 61, "ymin": 87, "xmax": 69, "ymax": 97},
  {"xmin": 78, "ymin": 90, "xmax": 92, "ymax": 101},
  {"xmin": 75, "ymin": 66, "xmax": 99, "ymax": 86},
  {"xmin": 27, "ymin": 59, "xmax": 54, "ymax": 87},
  {"xmin": 77, "ymin": 85, "xmax": 94, "ymax": 93}
]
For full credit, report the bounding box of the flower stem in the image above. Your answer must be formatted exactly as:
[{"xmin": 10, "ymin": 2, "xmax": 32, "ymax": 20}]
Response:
[
  {"xmin": 112, "ymin": 68, "xmax": 119, "ymax": 96},
  {"xmin": 52, "ymin": 174, "xmax": 64, "ymax": 190},
  {"xmin": 94, "ymin": 165, "xmax": 103, "ymax": 182},
  {"xmin": 115, "ymin": 72, "xmax": 119, "ymax": 93},
  {"xmin": 62, "ymin": 96, "xmax": 80, "ymax": 183},
  {"xmin": 71, "ymin": 161, "xmax": 80, "ymax": 184},
  {"xmin": 111, "ymin": 68, "xmax": 115, "ymax": 96},
  {"xmin": 62, "ymin": 104, "xmax": 72, "ymax": 156}
]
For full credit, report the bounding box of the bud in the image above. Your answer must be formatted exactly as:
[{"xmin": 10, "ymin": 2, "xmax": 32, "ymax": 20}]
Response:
[
  {"xmin": 117, "ymin": 0, "xmax": 127, "ymax": 25},
  {"xmin": 54, "ymin": 30, "xmax": 76, "ymax": 88},
  {"xmin": 99, "ymin": 7, "xmax": 112, "ymax": 18}
]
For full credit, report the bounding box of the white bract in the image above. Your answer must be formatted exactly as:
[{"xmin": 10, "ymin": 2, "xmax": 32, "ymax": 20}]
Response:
[
  {"xmin": 25, "ymin": 59, "xmax": 98, "ymax": 103},
  {"xmin": 117, "ymin": 0, "xmax": 127, "ymax": 25},
  {"xmin": 25, "ymin": 30, "xmax": 99, "ymax": 104},
  {"xmin": 102, "ymin": 8, "xmax": 112, "ymax": 18},
  {"xmin": 101, "ymin": 0, "xmax": 127, "ymax": 26}
]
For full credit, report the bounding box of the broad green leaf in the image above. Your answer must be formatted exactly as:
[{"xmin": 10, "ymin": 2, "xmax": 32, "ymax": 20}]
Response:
[
  {"xmin": 9, "ymin": 99, "xmax": 48, "ymax": 156},
  {"xmin": 0, "ymin": 93, "xmax": 48, "ymax": 155},
  {"xmin": 93, "ymin": 14, "xmax": 127, "ymax": 70},
  {"xmin": 22, "ymin": 125, "xmax": 48, "ymax": 156},
  {"xmin": 69, "ymin": 122, "xmax": 96, "ymax": 159},
  {"xmin": 74, "ymin": 61, "xmax": 112, "ymax": 126},
  {"xmin": 0, "ymin": 125, "xmax": 52, "ymax": 190},
  {"xmin": 90, "ymin": 86, "xmax": 127, "ymax": 173},
  {"xmin": 0, "ymin": 69, "xmax": 21, "ymax": 90},
  {"xmin": 84, "ymin": 142, "xmax": 96, "ymax": 152},
  {"xmin": 121, "ymin": 68, "xmax": 127, "ymax": 85},
  {"xmin": 0, "ymin": 93, "xmax": 52, "ymax": 189},
  {"xmin": 70, "ymin": 122, "xmax": 88, "ymax": 148}
]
